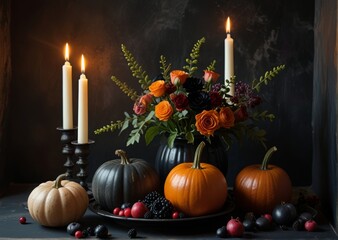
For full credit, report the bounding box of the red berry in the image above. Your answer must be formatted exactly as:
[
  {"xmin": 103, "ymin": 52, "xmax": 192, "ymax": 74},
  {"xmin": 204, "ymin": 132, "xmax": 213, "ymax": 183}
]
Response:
[
  {"xmin": 113, "ymin": 207, "xmax": 121, "ymax": 215},
  {"xmin": 131, "ymin": 202, "xmax": 148, "ymax": 218},
  {"xmin": 75, "ymin": 230, "xmax": 83, "ymax": 239},
  {"xmin": 226, "ymin": 217, "xmax": 244, "ymax": 237},
  {"xmin": 118, "ymin": 209, "xmax": 125, "ymax": 216},
  {"xmin": 305, "ymin": 219, "xmax": 317, "ymax": 232},
  {"xmin": 263, "ymin": 213, "xmax": 273, "ymax": 222},
  {"xmin": 172, "ymin": 211, "xmax": 180, "ymax": 219},
  {"xmin": 19, "ymin": 216, "xmax": 26, "ymax": 224},
  {"xmin": 124, "ymin": 208, "xmax": 132, "ymax": 217}
]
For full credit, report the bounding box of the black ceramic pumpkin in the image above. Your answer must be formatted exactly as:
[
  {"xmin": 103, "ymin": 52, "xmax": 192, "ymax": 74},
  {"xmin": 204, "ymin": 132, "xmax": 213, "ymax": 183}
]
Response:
[{"xmin": 92, "ymin": 149, "xmax": 160, "ymax": 212}]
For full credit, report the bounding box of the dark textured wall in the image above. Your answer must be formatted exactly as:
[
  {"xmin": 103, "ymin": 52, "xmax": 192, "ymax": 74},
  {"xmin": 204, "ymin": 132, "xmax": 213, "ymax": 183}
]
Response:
[
  {"xmin": 313, "ymin": 0, "xmax": 337, "ymax": 228},
  {"xmin": 8, "ymin": 0, "xmax": 314, "ymax": 187},
  {"xmin": 0, "ymin": 0, "xmax": 11, "ymax": 196}
]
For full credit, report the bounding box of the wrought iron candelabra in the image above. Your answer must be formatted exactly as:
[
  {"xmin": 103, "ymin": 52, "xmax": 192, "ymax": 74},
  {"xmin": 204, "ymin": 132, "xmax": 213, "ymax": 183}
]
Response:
[
  {"xmin": 71, "ymin": 140, "xmax": 95, "ymax": 191},
  {"xmin": 57, "ymin": 127, "xmax": 77, "ymax": 179}
]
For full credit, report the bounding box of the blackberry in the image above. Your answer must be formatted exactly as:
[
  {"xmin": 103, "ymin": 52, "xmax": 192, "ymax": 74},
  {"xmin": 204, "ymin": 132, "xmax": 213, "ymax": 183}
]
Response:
[
  {"xmin": 81, "ymin": 229, "xmax": 89, "ymax": 238},
  {"xmin": 127, "ymin": 228, "xmax": 137, "ymax": 238},
  {"xmin": 179, "ymin": 212, "xmax": 186, "ymax": 219},
  {"xmin": 150, "ymin": 196, "xmax": 174, "ymax": 219},
  {"xmin": 86, "ymin": 226, "xmax": 95, "ymax": 236},
  {"xmin": 292, "ymin": 219, "xmax": 305, "ymax": 231},
  {"xmin": 143, "ymin": 191, "xmax": 162, "ymax": 208}
]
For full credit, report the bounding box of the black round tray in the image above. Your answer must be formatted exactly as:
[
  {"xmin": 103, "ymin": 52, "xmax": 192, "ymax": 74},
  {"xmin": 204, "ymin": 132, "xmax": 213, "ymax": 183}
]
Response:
[{"xmin": 88, "ymin": 199, "xmax": 235, "ymax": 229}]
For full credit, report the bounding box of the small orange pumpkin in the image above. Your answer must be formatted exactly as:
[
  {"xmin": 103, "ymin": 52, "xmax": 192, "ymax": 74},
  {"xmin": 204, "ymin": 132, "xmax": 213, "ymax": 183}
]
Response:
[
  {"xmin": 234, "ymin": 146, "xmax": 292, "ymax": 214},
  {"xmin": 164, "ymin": 141, "xmax": 228, "ymax": 217},
  {"xmin": 27, "ymin": 174, "xmax": 89, "ymax": 227}
]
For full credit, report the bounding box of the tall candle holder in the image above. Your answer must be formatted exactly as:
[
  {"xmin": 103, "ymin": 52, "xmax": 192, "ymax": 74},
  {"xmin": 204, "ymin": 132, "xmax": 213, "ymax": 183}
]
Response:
[
  {"xmin": 72, "ymin": 140, "xmax": 95, "ymax": 191},
  {"xmin": 57, "ymin": 127, "xmax": 77, "ymax": 179}
]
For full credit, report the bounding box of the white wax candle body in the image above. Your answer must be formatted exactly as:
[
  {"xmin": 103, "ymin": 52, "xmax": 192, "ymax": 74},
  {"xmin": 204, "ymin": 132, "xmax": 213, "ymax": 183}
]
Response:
[
  {"xmin": 62, "ymin": 61, "xmax": 73, "ymax": 129},
  {"xmin": 78, "ymin": 74, "xmax": 88, "ymax": 143},
  {"xmin": 224, "ymin": 33, "xmax": 234, "ymax": 96}
]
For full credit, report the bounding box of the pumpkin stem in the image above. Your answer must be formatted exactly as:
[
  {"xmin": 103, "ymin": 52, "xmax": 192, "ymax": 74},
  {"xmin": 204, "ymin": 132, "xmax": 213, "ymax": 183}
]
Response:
[
  {"xmin": 115, "ymin": 149, "xmax": 130, "ymax": 165},
  {"xmin": 261, "ymin": 146, "xmax": 278, "ymax": 170},
  {"xmin": 53, "ymin": 174, "xmax": 67, "ymax": 189},
  {"xmin": 192, "ymin": 141, "xmax": 206, "ymax": 169}
]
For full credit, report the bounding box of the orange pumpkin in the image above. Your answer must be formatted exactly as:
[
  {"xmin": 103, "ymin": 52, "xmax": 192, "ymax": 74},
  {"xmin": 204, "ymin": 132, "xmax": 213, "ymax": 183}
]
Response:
[
  {"xmin": 234, "ymin": 146, "xmax": 292, "ymax": 214},
  {"xmin": 164, "ymin": 141, "xmax": 228, "ymax": 217}
]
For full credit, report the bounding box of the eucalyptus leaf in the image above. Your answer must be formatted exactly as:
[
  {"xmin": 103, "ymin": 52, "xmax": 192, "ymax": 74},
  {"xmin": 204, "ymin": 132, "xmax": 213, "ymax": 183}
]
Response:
[
  {"xmin": 145, "ymin": 126, "xmax": 161, "ymax": 145},
  {"xmin": 119, "ymin": 120, "xmax": 129, "ymax": 134},
  {"xmin": 167, "ymin": 132, "xmax": 178, "ymax": 148}
]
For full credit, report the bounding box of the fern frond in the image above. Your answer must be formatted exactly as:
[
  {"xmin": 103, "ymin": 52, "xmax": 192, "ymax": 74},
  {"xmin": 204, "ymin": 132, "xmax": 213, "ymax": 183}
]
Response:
[
  {"xmin": 206, "ymin": 60, "xmax": 217, "ymax": 71},
  {"xmin": 121, "ymin": 44, "xmax": 152, "ymax": 90},
  {"xmin": 159, "ymin": 55, "xmax": 172, "ymax": 81},
  {"xmin": 111, "ymin": 76, "xmax": 138, "ymax": 101},
  {"xmin": 183, "ymin": 37, "xmax": 206, "ymax": 75},
  {"xmin": 94, "ymin": 120, "xmax": 124, "ymax": 134},
  {"xmin": 252, "ymin": 64, "xmax": 286, "ymax": 92}
]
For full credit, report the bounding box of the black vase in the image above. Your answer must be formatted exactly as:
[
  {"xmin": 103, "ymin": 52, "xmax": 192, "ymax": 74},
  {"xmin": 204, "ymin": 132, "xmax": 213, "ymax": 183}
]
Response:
[{"xmin": 155, "ymin": 135, "xmax": 228, "ymax": 186}]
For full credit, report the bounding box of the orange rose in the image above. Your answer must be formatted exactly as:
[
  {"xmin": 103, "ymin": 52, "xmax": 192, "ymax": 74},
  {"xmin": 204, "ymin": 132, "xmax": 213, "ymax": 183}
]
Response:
[
  {"xmin": 203, "ymin": 70, "xmax": 220, "ymax": 83},
  {"xmin": 170, "ymin": 70, "xmax": 189, "ymax": 85},
  {"xmin": 149, "ymin": 80, "xmax": 166, "ymax": 97},
  {"xmin": 155, "ymin": 100, "xmax": 173, "ymax": 121},
  {"xmin": 219, "ymin": 107, "xmax": 235, "ymax": 128},
  {"xmin": 195, "ymin": 110, "xmax": 220, "ymax": 136}
]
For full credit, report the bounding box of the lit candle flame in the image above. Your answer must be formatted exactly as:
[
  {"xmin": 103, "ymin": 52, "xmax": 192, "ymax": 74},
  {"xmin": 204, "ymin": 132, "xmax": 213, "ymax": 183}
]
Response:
[
  {"xmin": 65, "ymin": 43, "xmax": 69, "ymax": 61},
  {"xmin": 81, "ymin": 54, "xmax": 85, "ymax": 73},
  {"xmin": 226, "ymin": 17, "xmax": 231, "ymax": 34}
]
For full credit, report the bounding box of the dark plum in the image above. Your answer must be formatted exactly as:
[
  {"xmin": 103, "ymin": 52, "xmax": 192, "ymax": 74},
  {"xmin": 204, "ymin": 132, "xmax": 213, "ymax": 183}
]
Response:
[
  {"xmin": 94, "ymin": 224, "xmax": 109, "ymax": 238},
  {"xmin": 67, "ymin": 222, "xmax": 81, "ymax": 236},
  {"xmin": 272, "ymin": 202, "xmax": 297, "ymax": 226},
  {"xmin": 256, "ymin": 216, "xmax": 271, "ymax": 231}
]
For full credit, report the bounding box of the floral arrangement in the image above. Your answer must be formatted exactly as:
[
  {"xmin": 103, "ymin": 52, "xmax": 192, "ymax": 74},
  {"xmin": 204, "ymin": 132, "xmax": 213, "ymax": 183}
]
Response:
[{"xmin": 95, "ymin": 37, "xmax": 285, "ymax": 148}]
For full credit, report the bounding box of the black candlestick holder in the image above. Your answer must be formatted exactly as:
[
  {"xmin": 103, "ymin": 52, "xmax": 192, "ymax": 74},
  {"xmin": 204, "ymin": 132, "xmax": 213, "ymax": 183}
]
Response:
[
  {"xmin": 71, "ymin": 140, "xmax": 95, "ymax": 191},
  {"xmin": 57, "ymin": 127, "xmax": 77, "ymax": 179}
]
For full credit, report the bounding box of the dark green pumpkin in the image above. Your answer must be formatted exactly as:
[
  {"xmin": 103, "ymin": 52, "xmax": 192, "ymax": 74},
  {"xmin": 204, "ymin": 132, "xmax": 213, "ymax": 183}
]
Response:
[{"xmin": 92, "ymin": 149, "xmax": 160, "ymax": 212}]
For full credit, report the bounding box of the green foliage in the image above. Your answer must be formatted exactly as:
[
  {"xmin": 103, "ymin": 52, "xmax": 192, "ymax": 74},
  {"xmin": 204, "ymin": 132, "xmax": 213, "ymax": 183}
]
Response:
[
  {"xmin": 252, "ymin": 111, "xmax": 275, "ymax": 122},
  {"xmin": 252, "ymin": 64, "xmax": 286, "ymax": 92},
  {"xmin": 206, "ymin": 60, "xmax": 217, "ymax": 71},
  {"xmin": 121, "ymin": 44, "xmax": 152, "ymax": 90},
  {"xmin": 225, "ymin": 122, "xmax": 267, "ymax": 150},
  {"xmin": 126, "ymin": 111, "xmax": 155, "ymax": 146},
  {"xmin": 111, "ymin": 76, "xmax": 138, "ymax": 101},
  {"xmin": 183, "ymin": 37, "xmax": 206, "ymax": 75},
  {"xmin": 159, "ymin": 55, "xmax": 171, "ymax": 81},
  {"xmin": 94, "ymin": 120, "xmax": 125, "ymax": 135}
]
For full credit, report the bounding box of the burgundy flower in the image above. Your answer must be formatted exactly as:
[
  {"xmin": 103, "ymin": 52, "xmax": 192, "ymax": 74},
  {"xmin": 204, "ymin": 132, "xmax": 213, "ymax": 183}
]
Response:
[
  {"xmin": 210, "ymin": 91, "xmax": 223, "ymax": 108},
  {"xmin": 234, "ymin": 106, "xmax": 249, "ymax": 122},
  {"xmin": 170, "ymin": 93, "xmax": 189, "ymax": 111},
  {"xmin": 165, "ymin": 82, "xmax": 177, "ymax": 95},
  {"xmin": 249, "ymin": 96, "xmax": 262, "ymax": 107},
  {"xmin": 234, "ymin": 81, "xmax": 262, "ymax": 108}
]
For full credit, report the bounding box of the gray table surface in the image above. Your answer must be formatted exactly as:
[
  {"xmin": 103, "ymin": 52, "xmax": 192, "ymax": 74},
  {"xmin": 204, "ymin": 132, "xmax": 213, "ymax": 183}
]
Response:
[{"xmin": 0, "ymin": 184, "xmax": 337, "ymax": 239}]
